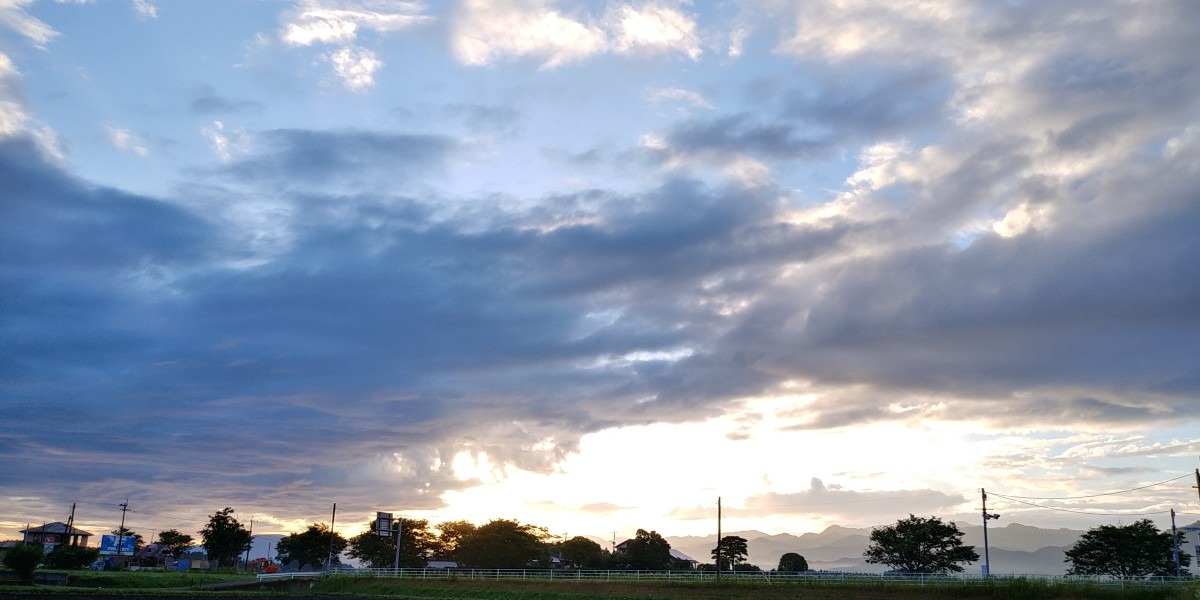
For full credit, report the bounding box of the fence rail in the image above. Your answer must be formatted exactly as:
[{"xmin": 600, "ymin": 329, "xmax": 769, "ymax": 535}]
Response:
[{"xmin": 316, "ymin": 568, "xmax": 1195, "ymax": 586}]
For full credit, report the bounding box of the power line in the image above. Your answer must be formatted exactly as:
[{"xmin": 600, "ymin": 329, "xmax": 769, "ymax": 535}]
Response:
[
  {"xmin": 989, "ymin": 493, "xmax": 1172, "ymax": 517},
  {"xmin": 993, "ymin": 473, "xmax": 1192, "ymax": 501}
]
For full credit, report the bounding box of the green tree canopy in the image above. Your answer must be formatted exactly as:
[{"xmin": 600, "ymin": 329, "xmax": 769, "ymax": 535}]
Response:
[
  {"xmin": 711, "ymin": 535, "xmax": 749, "ymax": 570},
  {"xmin": 618, "ymin": 529, "xmax": 673, "ymax": 570},
  {"xmin": 43, "ymin": 544, "xmax": 99, "ymax": 570},
  {"xmin": 558, "ymin": 536, "xmax": 607, "ymax": 568},
  {"xmin": 1065, "ymin": 519, "xmax": 1191, "ymax": 579},
  {"xmin": 2, "ymin": 543, "xmax": 43, "ymax": 583},
  {"xmin": 198, "ymin": 507, "xmax": 253, "ymax": 568},
  {"xmin": 454, "ymin": 519, "xmax": 551, "ymax": 569},
  {"xmin": 863, "ymin": 514, "xmax": 979, "ymax": 574},
  {"xmin": 276, "ymin": 523, "xmax": 348, "ymax": 571},
  {"xmin": 347, "ymin": 518, "xmax": 436, "ymax": 569},
  {"xmin": 155, "ymin": 529, "xmax": 194, "ymax": 559},
  {"xmin": 432, "ymin": 520, "xmax": 477, "ymax": 560},
  {"xmin": 777, "ymin": 552, "xmax": 809, "ymax": 572}
]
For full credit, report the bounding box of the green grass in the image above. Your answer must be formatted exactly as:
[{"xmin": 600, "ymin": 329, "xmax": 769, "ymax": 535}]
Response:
[{"xmin": 311, "ymin": 575, "xmax": 1200, "ymax": 600}]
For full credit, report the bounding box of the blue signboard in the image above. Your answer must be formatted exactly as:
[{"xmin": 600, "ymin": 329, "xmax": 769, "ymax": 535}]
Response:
[{"xmin": 98, "ymin": 534, "xmax": 137, "ymax": 555}]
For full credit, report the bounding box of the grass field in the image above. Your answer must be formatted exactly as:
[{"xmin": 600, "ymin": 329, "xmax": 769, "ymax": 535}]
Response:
[
  {"xmin": 1, "ymin": 570, "xmax": 1196, "ymax": 600},
  {"xmin": 311, "ymin": 574, "xmax": 1200, "ymax": 600}
]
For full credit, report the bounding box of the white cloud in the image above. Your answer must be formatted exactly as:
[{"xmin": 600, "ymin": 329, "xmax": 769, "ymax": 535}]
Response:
[
  {"xmin": 648, "ymin": 86, "xmax": 712, "ymax": 109},
  {"xmin": 452, "ymin": 0, "xmax": 702, "ymax": 68},
  {"xmin": 0, "ymin": 52, "xmax": 27, "ymax": 137},
  {"xmin": 281, "ymin": 0, "xmax": 430, "ymax": 46},
  {"xmin": 453, "ymin": 0, "xmax": 607, "ymax": 69},
  {"xmin": 608, "ymin": 3, "xmax": 700, "ymax": 60},
  {"xmin": 0, "ymin": 0, "xmax": 58, "ymax": 45},
  {"xmin": 328, "ymin": 45, "xmax": 382, "ymax": 92},
  {"xmin": 105, "ymin": 124, "xmax": 148, "ymax": 156},
  {"xmin": 132, "ymin": 0, "xmax": 157, "ymax": 19},
  {"xmin": 201, "ymin": 120, "xmax": 248, "ymax": 161}
]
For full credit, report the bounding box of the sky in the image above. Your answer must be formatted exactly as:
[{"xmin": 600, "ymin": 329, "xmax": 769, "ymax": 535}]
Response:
[{"xmin": 2, "ymin": 0, "xmax": 1200, "ymax": 552}]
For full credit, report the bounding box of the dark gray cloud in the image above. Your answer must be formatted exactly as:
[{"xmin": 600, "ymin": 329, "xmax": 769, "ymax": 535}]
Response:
[
  {"xmin": 189, "ymin": 85, "xmax": 264, "ymax": 115},
  {"xmin": 223, "ymin": 129, "xmax": 457, "ymax": 185}
]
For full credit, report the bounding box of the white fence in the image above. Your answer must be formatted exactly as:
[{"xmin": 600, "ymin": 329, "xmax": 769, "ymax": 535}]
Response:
[{"xmin": 317, "ymin": 568, "xmax": 1194, "ymax": 586}]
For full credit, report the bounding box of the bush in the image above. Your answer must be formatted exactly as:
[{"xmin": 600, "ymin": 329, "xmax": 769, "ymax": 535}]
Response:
[
  {"xmin": 42, "ymin": 545, "xmax": 100, "ymax": 569},
  {"xmin": 2, "ymin": 543, "xmax": 44, "ymax": 584}
]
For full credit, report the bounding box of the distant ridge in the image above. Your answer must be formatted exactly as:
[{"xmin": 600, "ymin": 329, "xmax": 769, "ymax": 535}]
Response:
[{"xmin": 665, "ymin": 522, "xmax": 1087, "ymax": 575}]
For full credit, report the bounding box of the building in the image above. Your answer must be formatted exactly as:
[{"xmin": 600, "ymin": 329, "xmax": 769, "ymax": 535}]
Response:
[{"xmin": 20, "ymin": 522, "xmax": 93, "ymax": 550}]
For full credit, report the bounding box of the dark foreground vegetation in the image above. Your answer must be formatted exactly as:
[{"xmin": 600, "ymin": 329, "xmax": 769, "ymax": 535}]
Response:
[{"xmin": 2, "ymin": 571, "xmax": 1199, "ymax": 600}]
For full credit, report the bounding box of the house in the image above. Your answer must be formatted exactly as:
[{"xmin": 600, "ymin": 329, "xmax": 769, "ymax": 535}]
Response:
[
  {"xmin": 20, "ymin": 522, "xmax": 93, "ymax": 550},
  {"xmin": 613, "ymin": 538, "xmax": 698, "ymax": 569}
]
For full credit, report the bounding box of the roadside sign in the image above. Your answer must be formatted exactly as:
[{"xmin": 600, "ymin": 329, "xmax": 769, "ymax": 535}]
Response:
[{"xmin": 376, "ymin": 512, "xmax": 393, "ymax": 537}]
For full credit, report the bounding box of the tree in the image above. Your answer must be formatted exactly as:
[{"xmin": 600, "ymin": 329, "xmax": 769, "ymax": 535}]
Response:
[
  {"xmin": 432, "ymin": 520, "xmax": 477, "ymax": 560},
  {"xmin": 276, "ymin": 523, "xmax": 348, "ymax": 571},
  {"xmin": 156, "ymin": 529, "xmax": 195, "ymax": 559},
  {"xmin": 617, "ymin": 529, "xmax": 673, "ymax": 570},
  {"xmin": 711, "ymin": 535, "xmax": 749, "ymax": 570},
  {"xmin": 863, "ymin": 514, "xmax": 979, "ymax": 574},
  {"xmin": 43, "ymin": 545, "xmax": 100, "ymax": 569},
  {"xmin": 199, "ymin": 507, "xmax": 253, "ymax": 568},
  {"xmin": 348, "ymin": 518, "xmax": 436, "ymax": 568},
  {"xmin": 2, "ymin": 543, "xmax": 43, "ymax": 584},
  {"xmin": 1065, "ymin": 519, "xmax": 1191, "ymax": 579},
  {"xmin": 454, "ymin": 519, "xmax": 551, "ymax": 569},
  {"xmin": 777, "ymin": 552, "xmax": 809, "ymax": 572},
  {"xmin": 559, "ymin": 536, "xmax": 607, "ymax": 568},
  {"xmin": 112, "ymin": 526, "xmax": 145, "ymax": 553}
]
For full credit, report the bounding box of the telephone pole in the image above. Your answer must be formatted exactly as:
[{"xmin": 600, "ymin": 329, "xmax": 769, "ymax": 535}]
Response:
[
  {"xmin": 116, "ymin": 500, "xmax": 129, "ymax": 558},
  {"xmin": 981, "ymin": 489, "xmax": 1000, "ymax": 576},
  {"xmin": 716, "ymin": 497, "xmax": 722, "ymax": 580}
]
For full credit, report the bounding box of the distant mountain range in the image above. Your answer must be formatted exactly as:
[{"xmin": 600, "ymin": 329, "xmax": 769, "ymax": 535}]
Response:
[{"xmin": 665, "ymin": 522, "xmax": 1095, "ymax": 575}]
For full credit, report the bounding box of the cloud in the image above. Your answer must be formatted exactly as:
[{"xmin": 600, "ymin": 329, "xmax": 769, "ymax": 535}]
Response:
[
  {"xmin": 648, "ymin": 86, "xmax": 713, "ymax": 109},
  {"xmin": 451, "ymin": 0, "xmax": 702, "ymax": 68},
  {"xmin": 453, "ymin": 0, "xmax": 606, "ymax": 68},
  {"xmin": 105, "ymin": 124, "xmax": 148, "ymax": 156},
  {"xmin": 608, "ymin": 3, "xmax": 700, "ymax": 60},
  {"xmin": 328, "ymin": 45, "xmax": 382, "ymax": 92},
  {"xmin": 0, "ymin": 0, "xmax": 57, "ymax": 45},
  {"xmin": 0, "ymin": 52, "xmax": 28, "ymax": 136},
  {"xmin": 132, "ymin": 0, "xmax": 156, "ymax": 19},
  {"xmin": 280, "ymin": 0, "xmax": 431, "ymax": 46}
]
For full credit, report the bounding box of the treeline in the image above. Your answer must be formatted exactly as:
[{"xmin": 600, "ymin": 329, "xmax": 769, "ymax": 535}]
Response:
[{"xmin": 277, "ymin": 518, "xmax": 697, "ymax": 571}]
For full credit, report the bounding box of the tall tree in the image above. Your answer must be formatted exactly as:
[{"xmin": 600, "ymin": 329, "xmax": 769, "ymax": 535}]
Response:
[
  {"xmin": 276, "ymin": 523, "xmax": 348, "ymax": 571},
  {"xmin": 1065, "ymin": 519, "xmax": 1191, "ymax": 578},
  {"xmin": 863, "ymin": 514, "xmax": 979, "ymax": 574},
  {"xmin": 711, "ymin": 535, "xmax": 749, "ymax": 570},
  {"xmin": 558, "ymin": 536, "xmax": 607, "ymax": 568},
  {"xmin": 618, "ymin": 529, "xmax": 673, "ymax": 570},
  {"xmin": 199, "ymin": 507, "xmax": 253, "ymax": 568},
  {"xmin": 432, "ymin": 520, "xmax": 477, "ymax": 560},
  {"xmin": 156, "ymin": 529, "xmax": 194, "ymax": 558},
  {"xmin": 348, "ymin": 518, "xmax": 436, "ymax": 568},
  {"xmin": 777, "ymin": 552, "xmax": 809, "ymax": 572},
  {"xmin": 454, "ymin": 519, "xmax": 551, "ymax": 569}
]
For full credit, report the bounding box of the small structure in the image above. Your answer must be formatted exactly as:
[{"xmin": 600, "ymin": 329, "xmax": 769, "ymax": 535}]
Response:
[{"xmin": 21, "ymin": 522, "xmax": 93, "ymax": 550}]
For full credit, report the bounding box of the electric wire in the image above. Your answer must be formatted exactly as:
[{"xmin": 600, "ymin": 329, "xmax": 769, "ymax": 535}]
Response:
[
  {"xmin": 988, "ymin": 492, "xmax": 1173, "ymax": 517},
  {"xmin": 993, "ymin": 473, "xmax": 1192, "ymax": 500}
]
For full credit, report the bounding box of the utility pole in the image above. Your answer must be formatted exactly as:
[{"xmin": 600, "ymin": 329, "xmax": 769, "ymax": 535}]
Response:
[
  {"xmin": 116, "ymin": 500, "xmax": 130, "ymax": 558},
  {"xmin": 392, "ymin": 520, "xmax": 402, "ymax": 574},
  {"xmin": 716, "ymin": 496, "xmax": 722, "ymax": 580},
  {"xmin": 1193, "ymin": 468, "xmax": 1199, "ymax": 504},
  {"xmin": 244, "ymin": 519, "xmax": 254, "ymax": 571},
  {"xmin": 1171, "ymin": 509, "xmax": 1180, "ymax": 577},
  {"xmin": 981, "ymin": 489, "xmax": 1000, "ymax": 576},
  {"xmin": 66, "ymin": 503, "xmax": 76, "ymax": 547},
  {"xmin": 325, "ymin": 503, "xmax": 336, "ymax": 573}
]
